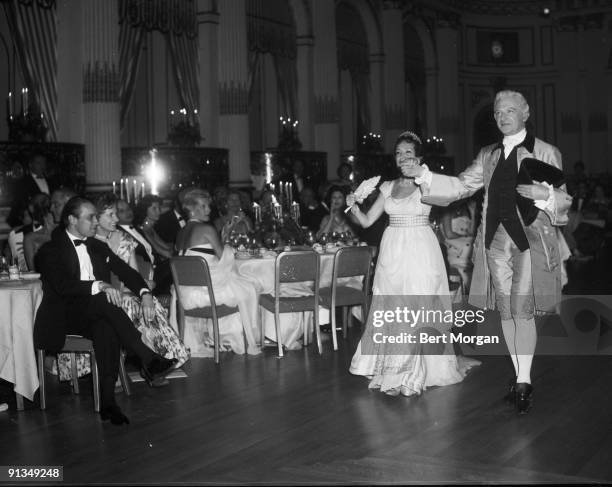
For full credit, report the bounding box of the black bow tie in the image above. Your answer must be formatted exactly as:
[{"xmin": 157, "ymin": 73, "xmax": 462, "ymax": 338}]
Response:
[{"xmin": 73, "ymin": 239, "xmax": 87, "ymax": 246}]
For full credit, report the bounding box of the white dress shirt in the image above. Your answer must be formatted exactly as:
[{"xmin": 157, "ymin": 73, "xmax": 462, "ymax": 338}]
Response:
[
  {"xmin": 174, "ymin": 209, "xmax": 186, "ymax": 228},
  {"xmin": 32, "ymin": 175, "xmax": 50, "ymax": 194},
  {"xmin": 66, "ymin": 230, "xmax": 101, "ymax": 295}
]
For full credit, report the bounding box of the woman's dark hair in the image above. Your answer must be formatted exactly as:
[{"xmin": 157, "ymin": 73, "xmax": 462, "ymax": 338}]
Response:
[
  {"xmin": 94, "ymin": 192, "xmax": 118, "ymax": 215},
  {"xmin": 324, "ymin": 185, "xmax": 348, "ymax": 210},
  {"xmin": 30, "ymin": 193, "xmax": 51, "ymax": 224},
  {"xmin": 60, "ymin": 196, "xmax": 92, "ymax": 228},
  {"xmin": 133, "ymin": 194, "xmax": 163, "ymax": 226},
  {"xmin": 394, "ymin": 131, "xmax": 424, "ymax": 157}
]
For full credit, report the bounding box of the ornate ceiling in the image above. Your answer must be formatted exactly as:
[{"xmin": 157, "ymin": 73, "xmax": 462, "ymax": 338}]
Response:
[{"xmin": 384, "ymin": 0, "xmax": 612, "ymax": 16}]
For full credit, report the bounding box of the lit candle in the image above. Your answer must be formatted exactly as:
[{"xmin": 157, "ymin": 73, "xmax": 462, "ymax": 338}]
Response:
[
  {"xmin": 291, "ymin": 201, "xmax": 300, "ymax": 222},
  {"xmin": 133, "ymin": 179, "xmax": 137, "ymax": 204},
  {"xmin": 288, "ymin": 182, "xmax": 293, "ymax": 204},
  {"xmin": 23, "ymin": 88, "xmax": 28, "ymax": 115},
  {"xmin": 252, "ymin": 202, "xmax": 261, "ymax": 224},
  {"xmin": 120, "ymin": 178, "xmax": 124, "ymax": 199},
  {"xmin": 20, "ymin": 88, "xmax": 24, "ymax": 116},
  {"xmin": 113, "ymin": 180, "xmax": 116, "ymax": 195},
  {"xmin": 125, "ymin": 179, "xmax": 130, "ymax": 203},
  {"xmin": 141, "ymin": 182, "xmax": 145, "ymax": 198},
  {"xmin": 7, "ymin": 92, "xmax": 12, "ymax": 117}
]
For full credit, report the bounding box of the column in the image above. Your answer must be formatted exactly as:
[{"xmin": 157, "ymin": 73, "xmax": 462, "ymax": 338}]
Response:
[
  {"xmin": 82, "ymin": 0, "xmax": 121, "ymax": 192},
  {"xmin": 369, "ymin": 53, "xmax": 384, "ymax": 136},
  {"xmin": 56, "ymin": 0, "xmax": 84, "ymax": 143},
  {"xmin": 435, "ymin": 22, "xmax": 460, "ymax": 158},
  {"xmin": 312, "ymin": 0, "xmax": 340, "ymax": 181},
  {"xmin": 296, "ymin": 35, "xmax": 314, "ymax": 150},
  {"xmin": 381, "ymin": 4, "xmax": 405, "ymax": 152},
  {"xmin": 218, "ymin": 0, "xmax": 250, "ymax": 187},
  {"xmin": 197, "ymin": 1, "xmax": 220, "ymax": 147}
]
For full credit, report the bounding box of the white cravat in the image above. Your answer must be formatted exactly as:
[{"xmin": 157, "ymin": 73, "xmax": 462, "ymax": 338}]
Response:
[
  {"xmin": 502, "ymin": 128, "xmax": 527, "ymax": 159},
  {"xmin": 66, "ymin": 230, "xmax": 101, "ymax": 295}
]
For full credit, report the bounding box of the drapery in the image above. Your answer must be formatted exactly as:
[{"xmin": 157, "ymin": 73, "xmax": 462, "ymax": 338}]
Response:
[
  {"xmin": 3, "ymin": 0, "xmax": 57, "ymax": 141},
  {"xmin": 165, "ymin": 32, "xmax": 199, "ymax": 120},
  {"xmin": 119, "ymin": 16, "xmax": 145, "ymax": 128},
  {"xmin": 247, "ymin": 0, "xmax": 298, "ymax": 118}
]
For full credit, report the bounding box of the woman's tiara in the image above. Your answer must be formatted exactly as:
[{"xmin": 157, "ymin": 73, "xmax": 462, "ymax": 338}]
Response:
[{"xmin": 398, "ymin": 131, "xmax": 422, "ymax": 145}]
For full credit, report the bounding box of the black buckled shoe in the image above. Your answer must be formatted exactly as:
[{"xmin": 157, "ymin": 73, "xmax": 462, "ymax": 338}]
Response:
[{"xmin": 515, "ymin": 382, "xmax": 533, "ymax": 415}]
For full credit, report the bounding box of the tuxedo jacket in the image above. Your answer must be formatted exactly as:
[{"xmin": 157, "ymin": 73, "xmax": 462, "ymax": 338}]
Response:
[
  {"xmin": 421, "ymin": 134, "xmax": 573, "ymax": 314},
  {"xmin": 154, "ymin": 210, "xmax": 182, "ymax": 245},
  {"xmin": 34, "ymin": 227, "xmax": 149, "ymax": 352},
  {"xmin": 18, "ymin": 174, "xmax": 58, "ymax": 200}
]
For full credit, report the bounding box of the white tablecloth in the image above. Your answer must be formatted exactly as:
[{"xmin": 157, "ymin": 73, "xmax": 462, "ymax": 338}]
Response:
[
  {"xmin": 235, "ymin": 252, "xmax": 362, "ymax": 348},
  {"xmin": 0, "ymin": 279, "xmax": 42, "ymax": 402}
]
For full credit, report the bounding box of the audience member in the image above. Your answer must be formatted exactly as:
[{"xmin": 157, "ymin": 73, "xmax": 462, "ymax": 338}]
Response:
[
  {"xmin": 317, "ymin": 185, "xmax": 356, "ymax": 239},
  {"xmin": 214, "ymin": 190, "xmax": 253, "ymax": 240},
  {"xmin": 299, "ymin": 187, "xmax": 327, "ymax": 232},
  {"xmin": 154, "ymin": 187, "xmax": 190, "ymax": 245}
]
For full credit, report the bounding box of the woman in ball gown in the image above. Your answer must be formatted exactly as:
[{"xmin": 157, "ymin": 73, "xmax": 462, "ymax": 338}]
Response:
[
  {"xmin": 174, "ymin": 188, "xmax": 261, "ymax": 356},
  {"xmin": 348, "ymin": 131, "xmax": 480, "ymax": 397}
]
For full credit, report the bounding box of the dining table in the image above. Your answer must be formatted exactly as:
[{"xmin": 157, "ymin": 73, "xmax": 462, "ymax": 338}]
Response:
[{"xmin": 0, "ymin": 278, "xmax": 43, "ymax": 410}]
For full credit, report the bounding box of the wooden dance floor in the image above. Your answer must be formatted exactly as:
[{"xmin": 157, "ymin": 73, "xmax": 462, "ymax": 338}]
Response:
[{"xmin": 1, "ymin": 329, "xmax": 611, "ymax": 484}]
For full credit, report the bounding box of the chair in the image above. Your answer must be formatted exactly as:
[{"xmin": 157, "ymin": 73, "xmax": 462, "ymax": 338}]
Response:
[
  {"xmin": 37, "ymin": 335, "xmax": 131, "ymax": 412},
  {"xmin": 170, "ymin": 256, "xmax": 239, "ymax": 364},
  {"xmin": 319, "ymin": 246, "xmax": 374, "ymax": 350},
  {"xmin": 258, "ymin": 250, "xmax": 322, "ymax": 358}
]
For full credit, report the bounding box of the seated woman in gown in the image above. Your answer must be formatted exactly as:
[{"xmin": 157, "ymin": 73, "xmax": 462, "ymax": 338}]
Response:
[
  {"xmin": 316, "ymin": 185, "xmax": 356, "ymax": 240},
  {"xmin": 348, "ymin": 130, "xmax": 479, "ymax": 397},
  {"xmin": 174, "ymin": 188, "xmax": 261, "ymax": 356},
  {"xmin": 94, "ymin": 194, "xmax": 190, "ymax": 374}
]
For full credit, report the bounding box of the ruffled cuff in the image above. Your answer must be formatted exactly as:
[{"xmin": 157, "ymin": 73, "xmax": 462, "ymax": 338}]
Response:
[
  {"xmin": 414, "ymin": 164, "xmax": 432, "ymax": 186},
  {"xmin": 534, "ymin": 181, "xmax": 554, "ymax": 212}
]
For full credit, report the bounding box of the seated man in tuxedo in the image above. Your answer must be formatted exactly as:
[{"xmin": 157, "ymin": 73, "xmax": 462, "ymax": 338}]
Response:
[
  {"xmin": 34, "ymin": 196, "xmax": 176, "ymax": 425},
  {"xmin": 154, "ymin": 187, "xmax": 190, "ymax": 245}
]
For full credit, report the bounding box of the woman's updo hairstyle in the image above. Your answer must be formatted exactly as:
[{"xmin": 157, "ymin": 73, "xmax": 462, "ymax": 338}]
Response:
[
  {"xmin": 182, "ymin": 188, "xmax": 210, "ymax": 217},
  {"xmin": 394, "ymin": 130, "xmax": 424, "ymax": 157}
]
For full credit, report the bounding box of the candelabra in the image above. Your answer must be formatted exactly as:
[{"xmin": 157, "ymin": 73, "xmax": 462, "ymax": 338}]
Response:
[
  {"xmin": 277, "ymin": 116, "xmax": 302, "ymax": 152},
  {"xmin": 6, "ymin": 92, "xmax": 47, "ymax": 142},
  {"xmin": 359, "ymin": 132, "xmax": 383, "ymax": 154},
  {"xmin": 424, "ymin": 136, "xmax": 446, "ymax": 156},
  {"xmin": 168, "ymin": 108, "xmax": 202, "ymax": 146}
]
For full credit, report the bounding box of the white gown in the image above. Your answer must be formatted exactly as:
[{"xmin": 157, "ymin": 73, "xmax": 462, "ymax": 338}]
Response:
[
  {"xmin": 350, "ymin": 180, "xmax": 479, "ymax": 396},
  {"xmin": 174, "ymin": 245, "xmax": 261, "ymax": 356}
]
